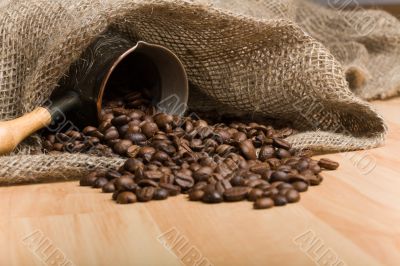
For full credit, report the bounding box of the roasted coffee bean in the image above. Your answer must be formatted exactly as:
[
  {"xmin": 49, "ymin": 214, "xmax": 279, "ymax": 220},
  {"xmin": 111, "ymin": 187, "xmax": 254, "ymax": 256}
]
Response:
[
  {"xmin": 273, "ymin": 195, "xmax": 287, "ymax": 206},
  {"xmin": 80, "ymin": 173, "xmax": 98, "ymax": 187},
  {"xmin": 141, "ymin": 122, "xmax": 159, "ymax": 138},
  {"xmin": 143, "ymin": 170, "xmax": 163, "ymax": 181},
  {"xmin": 136, "ymin": 187, "xmax": 156, "ymax": 202},
  {"xmin": 307, "ymin": 174, "xmax": 323, "ymax": 186},
  {"xmin": 202, "ymin": 190, "xmax": 223, "ymax": 204},
  {"xmin": 310, "ymin": 164, "xmax": 322, "ymax": 174},
  {"xmin": 270, "ymin": 171, "xmax": 289, "ymax": 182},
  {"xmin": 153, "ymin": 188, "xmax": 169, "ymax": 200},
  {"xmin": 250, "ymin": 163, "xmax": 270, "ymax": 175},
  {"xmin": 272, "ymin": 138, "xmax": 291, "ymax": 150},
  {"xmin": 125, "ymin": 133, "xmax": 147, "ymax": 145},
  {"xmin": 232, "ymin": 132, "xmax": 247, "ymax": 143},
  {"xmin": 174, "ymin": 173, "xmax": 194, "ymax": 190},
  {"xmin": 124, "ymin": 158, "xmax": 144, "ymax": 172},
  {"xmin": 189, "ymin": 190, "xmax": 205, "ymax": 201},
  {"xmin": 318, "ymin": 158, "xmax": 339, "ymax": 170},
  {"xmin": 153, "ymin": 113, "xmax": 173, "ymax": 128},
  {"xmin": 159, "ymin": 183, "xmax": 181, "ymax": 196},
  {"xmin": 258, "ymin": 146, "xmax": 275, "ymax": 161},
  {"xmin": 223, "ymin": 187, "xmax": 249, "ymax": 202},
  {"xmin": 288, "ymin": 174, "xmax": 308, "ymax": 183},
  {"xmin": 104, "ymin": 129, "xmax": 119, "ymax": 141},
  {"xmin": 247, "ymin": 188, "xmax": 264, "ymax": 201},
  {"xmin": 254, "ymin": 198, "xmax": 274, "ymax": 209},
  {"xmin": 116, "ymin": 191, "xmax": 137, "ymax": 204},
  {"xmin": 105, "ymin": 170, "xmax": 121, "ymax": 180},
  {"xmin": 230, "ymin": 174, "xmax": 245, "ymax": 186},
  {"xmin": 115, "ymin": 176, "xmax": 136, "ymax": 191},
  {"xmin": 239, "ymin": 140, "xmax": 257, "ymax": 160},
  {"xmin": 83, "ymin": 126, "xmax": 97, "ymax": 135},
  {"xmin": 292, "ymin": 181, "xmax": 309, "ymax": 192},
  {"xmin": 137, "ymin": 179, "xmax": 159, "ymax": 187},
  {"xmin": 102, "ymin": 182, "xmax": 116, "ymax": 193},
  {"xmin": 113, "ymin": 140, "xmax": 133, "ymax": 155},
  {"xmin": 93, "ymin": 177, "xmax": 108, "ymax": 188},
  {"xmin": 111, "ymin": 115, "xmax": 130, "ymax": 126},
  {"xmin": 285, "ymin": 189, "xmax": 300, "ymax": 203},
  {"xmin": 126, "ymin": 145, "xmax": 140, "ymax": 158},
  {"xmin": 275, "ymin": 148, "xmax": 291, "ymax": 159},
  {"xmin": 193, "ymin": 166, "xmax": 213, "ymax": 182}
]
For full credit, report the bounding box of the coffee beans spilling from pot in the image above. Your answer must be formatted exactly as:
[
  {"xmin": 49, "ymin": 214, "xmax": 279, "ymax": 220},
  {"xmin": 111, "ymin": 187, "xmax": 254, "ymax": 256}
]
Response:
[{"xmin": 43, "ymin": 89, "xmax": 339, "ymax": 210}]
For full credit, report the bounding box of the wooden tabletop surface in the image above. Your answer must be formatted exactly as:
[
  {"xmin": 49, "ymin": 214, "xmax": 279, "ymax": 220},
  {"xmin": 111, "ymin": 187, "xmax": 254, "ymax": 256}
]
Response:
[{"xmin": 0, "ymin": 98, "xmax": 399, "ymax": 266}]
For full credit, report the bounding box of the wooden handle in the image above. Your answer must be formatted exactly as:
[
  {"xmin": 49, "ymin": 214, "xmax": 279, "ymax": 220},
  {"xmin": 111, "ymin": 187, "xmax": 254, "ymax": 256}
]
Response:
[{"xmin": 0, "ymin": 107, "xmax": 52, "ymax": 155}]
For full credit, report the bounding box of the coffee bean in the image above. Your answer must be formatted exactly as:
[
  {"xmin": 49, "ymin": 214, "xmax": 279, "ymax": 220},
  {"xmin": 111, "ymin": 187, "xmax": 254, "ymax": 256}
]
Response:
[
  {"xmin": 113, "ymin": 140, "xmax": 133, "ymax": 155},
  {"xmin": 124, "ymin": 158, "xmax": 144, "ymax": 172},
  {"xmin": 80, "ymin": 173, "xmax": 98, "ymax": 186},
  {"xmin": 111, "ymin": 115, "xmax": 130, "ymax": 127},
  {"xmin": 125, "ymin": 133, "xmax": 147, "ymax": 145},
  {"xmin": 116, "ymin": 191, "xmax": 137, "ymax": 204},
  {"xmin": 143, "ymin": 170, "xmax": 163, "ymax": 181},
  {"xmin": 83, "ymin": 126, "xmax": 97, "ymax": 135},
  {"xmin": 202, "ymin": 190, "xmax": 223, "ymax": 204},
  {"xmin": 159, "ymin": 183, "xmax": 181, "ymax": 196},
  {"xmin": 136, "ymin": 187, "xmax": 155, "ymax": 202},
  {"xmin": 318, "ymin": 158, "xmax": 339, "ymax": 170},
  {"xmin": 189, "ymin": 190, "xmax": 205, "ymax": 201},
  {"xmin": 193, "ymin": 166, "xmax": 213, "ymax": 182},
  {"xmin": 115, "ymin": 176, "xmax": 136, "ymax": 191},
  {"xmin": 247, "ymin": 188, "xmax": 264, "ymax": 201},
  {"xmin": 307, "ymin": 174, "xmax": 323, "ymax": 186},
  {"xmin": 126, "ymin": 145, "xmax": 140, "ymax": 158},
  {"xmin": 258, "ymin": 146, "xmax": 275, "ymax": 161},
  {"xmin": 153, "ymin": 188, "xmax": 169, "ymax": 200},
  {"xmin": 105, "ymin": 170, "xmax": 121, "ymax": 180},
  {"xmin": 275, "ymin": 148, "xmax": 291, "ymax": 159},
  {"xmin": 104, "ymin": 128, "xmax": 119, "ymax": 141},
  {"xmin": 270, "ymin": 171, "xmax": 289, "ymax": 182},
  {"xmin": 102, "ymin": 182, "xmax": 116, "ymax": 193},
  {"xmin": 272, "ymin": 138, "xmax": 291, "ymax": 150},
  {"xmin": 254, "ymin": 198, "xmax": 274, "ymax": 209},
  {"xmin": 285, "ymin": 189, "xmax": 300, "ymax": 203},
  {"xmin": 153, "ymin": 113, "xmax": 173, "ymax": 128},
  {"xmin": 93, "ymin": 177, "xmax": 108, "ymax": 188},
  {"xmin": 239, "ymin": 140, "xmax": 257, "ymax": 160},
  {"xmin": 223, "ymin": 187, "xmax": 249, "ymax": 201},
  {"xmin": 141, "ymin": 122, "xmax": 158, "ymax": 138},
  {"xmin": 273, "ymin": 195, "xmax": 287, "ymax": 206},
  {"xmin": 174, "ymin": 172, "xmax": 194, "ymax": 190},
  {"xmin": 137, "ymin": 179, "xmax": 159, "ymax": 188},
  {"xmin": 292, "ymin": 181, "xmax": 308, "ymax": 192}
]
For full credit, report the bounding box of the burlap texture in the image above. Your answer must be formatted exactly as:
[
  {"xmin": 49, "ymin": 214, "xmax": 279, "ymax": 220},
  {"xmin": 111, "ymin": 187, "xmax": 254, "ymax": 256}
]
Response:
[{"xmin": 0, "ymin": 0, "xmax": 396, "ymax": 184}]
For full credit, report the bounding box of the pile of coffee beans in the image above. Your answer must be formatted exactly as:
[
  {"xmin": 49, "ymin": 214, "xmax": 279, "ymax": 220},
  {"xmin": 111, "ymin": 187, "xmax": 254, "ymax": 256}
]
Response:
[{"xmin": 43, "ymin": 89, "xmax": 339, "ymax": 210}]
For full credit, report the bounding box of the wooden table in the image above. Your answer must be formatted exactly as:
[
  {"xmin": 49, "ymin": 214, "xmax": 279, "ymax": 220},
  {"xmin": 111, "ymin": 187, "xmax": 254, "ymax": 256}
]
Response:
[{"xmin": 1, "ymin": 98, "xmax": 399, "ymax": 266}]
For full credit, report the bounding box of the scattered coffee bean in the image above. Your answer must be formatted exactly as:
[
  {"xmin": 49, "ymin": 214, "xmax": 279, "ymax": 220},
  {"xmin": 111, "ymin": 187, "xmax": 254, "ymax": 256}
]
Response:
[
  {"xmin": 48, "ymin": 86, "xmax": 339, "ymax": 210},
  {"xmin": 202, "ymin": 190, "xmax": 223, "ymax": 204},
  {"xmin": 285, "ymin": 189, "xmax": 300, "ymax": 203},
  {"xmin": 153, "ymin": 188, "xmax": 169, "ymax": 200},
  {"xmin": 254, "ymin": 198, "xmax": 274, "ymax": 209},
  {"xmin": 189, "ymin": 190, "xmax": 205, "ymax": 201},
  {"xmin": 318, "ymin": 158, "xmax": 340, "ymax": 170},
  {"xmin": 223, "ymin": 187, "xmax": 249, "ymax": 202},
  {"xmin": 116, "ymin": 191, "xmax": 137, "ymax": 204}
]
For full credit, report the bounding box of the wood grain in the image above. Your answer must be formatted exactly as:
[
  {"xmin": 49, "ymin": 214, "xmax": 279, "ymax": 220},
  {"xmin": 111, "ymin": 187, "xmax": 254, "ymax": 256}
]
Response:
[{"xmin": 1, "ymin": 98, "xmax": 400, "ymax": 266}]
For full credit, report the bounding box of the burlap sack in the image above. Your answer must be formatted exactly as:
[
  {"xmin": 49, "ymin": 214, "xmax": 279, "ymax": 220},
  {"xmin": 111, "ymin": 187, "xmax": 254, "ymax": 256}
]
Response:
[{"xmin": 0, "ymin": 0, "xmax": 396, "ymax": 184}]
